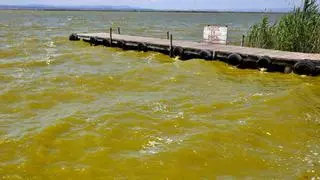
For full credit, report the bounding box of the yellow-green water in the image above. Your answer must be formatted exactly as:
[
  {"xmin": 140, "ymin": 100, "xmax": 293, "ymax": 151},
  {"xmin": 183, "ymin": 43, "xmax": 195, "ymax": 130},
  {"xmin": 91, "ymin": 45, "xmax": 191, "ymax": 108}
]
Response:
[{"xmin": 0, "ymin": 10, "xmax": 320, "ymax": 179}]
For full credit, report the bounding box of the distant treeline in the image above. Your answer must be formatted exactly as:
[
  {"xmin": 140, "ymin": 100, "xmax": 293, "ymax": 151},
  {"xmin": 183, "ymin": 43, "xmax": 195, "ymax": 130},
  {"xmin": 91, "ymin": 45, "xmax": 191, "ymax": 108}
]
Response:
[
  {"xmin": 247, "ymin": 0, "xmax": 320, "ymax": 53},
  {"xmin": 0, "ymin": 9, "xmax": 288, "ymax": 14},
  {"xmin": 0, "ymin": 5, "xmax": 289, "ymax": 13}
]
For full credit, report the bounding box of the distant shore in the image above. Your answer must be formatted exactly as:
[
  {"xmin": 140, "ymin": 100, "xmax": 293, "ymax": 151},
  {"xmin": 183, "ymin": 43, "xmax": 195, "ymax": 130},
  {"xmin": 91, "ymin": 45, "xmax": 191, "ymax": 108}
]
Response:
[
  {"xmin": 0, "ymin": 9, "xmax": 287, "ymax": 14},
  {"xmin": 0, "ymin": 5, "xmax": 288, "ymax": 14}
]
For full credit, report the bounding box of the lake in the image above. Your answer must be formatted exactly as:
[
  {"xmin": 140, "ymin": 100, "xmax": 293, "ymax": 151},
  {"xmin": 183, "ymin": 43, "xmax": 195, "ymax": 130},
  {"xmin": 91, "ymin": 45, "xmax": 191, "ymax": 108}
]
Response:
[{"xmin": 0, "ymin": 10, "xmax": 319, "ymax": 179}]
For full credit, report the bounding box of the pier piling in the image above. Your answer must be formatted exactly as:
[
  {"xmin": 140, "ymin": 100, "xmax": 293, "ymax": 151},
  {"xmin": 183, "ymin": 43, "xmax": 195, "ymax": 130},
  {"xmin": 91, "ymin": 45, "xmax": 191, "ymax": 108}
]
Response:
[
  {"xmin": 109, "ymin": 28, "xmax": 113, "ymax": 46},
  {"xmin": 169, "ymin": 34, "xmax": 173, "ymax": 57},
  {"xmin": 241, "ymin": 35, "xmax": 245, "ymax": 47}
]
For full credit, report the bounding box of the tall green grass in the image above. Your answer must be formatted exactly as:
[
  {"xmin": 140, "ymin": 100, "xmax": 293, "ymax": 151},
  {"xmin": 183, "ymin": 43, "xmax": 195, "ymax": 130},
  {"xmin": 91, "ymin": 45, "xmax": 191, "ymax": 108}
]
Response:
[{"xmin": 247, "ymin": 0, "xmax": 320, "ymax": 53}]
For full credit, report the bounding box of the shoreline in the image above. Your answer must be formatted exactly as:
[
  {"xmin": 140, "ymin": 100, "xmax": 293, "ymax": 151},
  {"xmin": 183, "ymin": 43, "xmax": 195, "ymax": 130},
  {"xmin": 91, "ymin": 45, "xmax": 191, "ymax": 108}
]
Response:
[{"xmin": 0, "ymin": 9, "xmax": 287, "ymax": 14}]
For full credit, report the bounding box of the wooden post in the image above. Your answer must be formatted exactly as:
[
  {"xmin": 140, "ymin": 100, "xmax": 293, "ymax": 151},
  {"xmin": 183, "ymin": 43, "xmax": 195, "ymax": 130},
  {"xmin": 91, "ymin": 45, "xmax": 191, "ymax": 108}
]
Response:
[
  {"xmin": 169, "ymin": 34, "xmax": 173, "ymax": 57},
  {"xmin": 118, "ymin": 27, "xmax": 121, "ymax": 34},
  {"xmin": 167, "ymin": 31, "xmax": 170, "ymax": 40},
  {"xmin": 241, "ymin": 35, "xmax": 245, "ymax": 47},
  {"xmin": 110, "ymin": 28, "xmax": 113, "ymax": 46}
]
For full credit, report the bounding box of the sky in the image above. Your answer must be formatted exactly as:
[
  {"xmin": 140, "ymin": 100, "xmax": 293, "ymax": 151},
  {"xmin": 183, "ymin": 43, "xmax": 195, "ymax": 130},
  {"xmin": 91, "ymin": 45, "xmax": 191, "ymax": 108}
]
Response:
[{"xmin": 0, "ymin": 0, "xmax": 311, "ymax": 10}]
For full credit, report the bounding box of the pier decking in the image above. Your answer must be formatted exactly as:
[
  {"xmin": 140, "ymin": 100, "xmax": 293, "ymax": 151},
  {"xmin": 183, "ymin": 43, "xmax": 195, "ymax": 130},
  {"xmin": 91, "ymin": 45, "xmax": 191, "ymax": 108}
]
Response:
[{"xmin": 70, "ymin": 32, "xmax": 320, "ymax": 76}]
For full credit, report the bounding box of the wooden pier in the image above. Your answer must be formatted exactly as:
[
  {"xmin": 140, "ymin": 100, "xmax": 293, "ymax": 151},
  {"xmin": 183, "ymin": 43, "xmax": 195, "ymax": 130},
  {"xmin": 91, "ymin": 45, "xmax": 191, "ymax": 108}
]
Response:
[{"xmin": 70, "ymin": 32, "xmax": 320, "ymax": 76}]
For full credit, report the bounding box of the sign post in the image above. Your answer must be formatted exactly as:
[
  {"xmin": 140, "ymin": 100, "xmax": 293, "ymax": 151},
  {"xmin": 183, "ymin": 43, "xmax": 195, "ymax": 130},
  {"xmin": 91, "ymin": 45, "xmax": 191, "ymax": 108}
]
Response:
[{"xmin": 203, "ymin": 25, "xmax": 228, "ymax": 45}]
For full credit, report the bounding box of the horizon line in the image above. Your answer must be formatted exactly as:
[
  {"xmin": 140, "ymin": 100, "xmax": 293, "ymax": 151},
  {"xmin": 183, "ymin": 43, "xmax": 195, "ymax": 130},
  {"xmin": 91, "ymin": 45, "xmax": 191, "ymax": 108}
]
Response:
[{"xmin": 0, "ymin": 4, "xmax": 291, "ymax": 12}]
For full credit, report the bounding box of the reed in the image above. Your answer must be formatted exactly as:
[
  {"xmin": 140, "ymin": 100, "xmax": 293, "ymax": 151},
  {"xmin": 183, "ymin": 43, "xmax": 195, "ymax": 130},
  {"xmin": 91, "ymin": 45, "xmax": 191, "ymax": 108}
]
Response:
[{"xmin": 247, "ymin": 0, "xmax": 320, "ymax": 53}]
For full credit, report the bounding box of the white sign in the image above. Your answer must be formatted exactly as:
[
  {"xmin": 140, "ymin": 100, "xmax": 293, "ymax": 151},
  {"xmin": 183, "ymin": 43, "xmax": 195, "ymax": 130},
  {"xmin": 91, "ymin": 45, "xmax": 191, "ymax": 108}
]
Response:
[{"xmin": 203, "ymin": 25, "xmax": 228, "ymax": 45}]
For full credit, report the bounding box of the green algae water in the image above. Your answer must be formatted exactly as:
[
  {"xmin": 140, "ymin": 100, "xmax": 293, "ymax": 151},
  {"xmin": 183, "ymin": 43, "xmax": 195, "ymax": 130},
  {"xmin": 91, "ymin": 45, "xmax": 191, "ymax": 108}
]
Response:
[{"xmin": 1, "ymin": 10, "xmax": 320, "ymax": 179}]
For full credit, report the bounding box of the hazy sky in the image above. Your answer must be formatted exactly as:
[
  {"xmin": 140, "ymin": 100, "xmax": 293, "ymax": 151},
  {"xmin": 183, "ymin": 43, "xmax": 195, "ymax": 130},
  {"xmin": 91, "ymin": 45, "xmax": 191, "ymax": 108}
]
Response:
[{"xmin": 2, "ymin": 0, "xmax": 309, "ymax": 10}]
